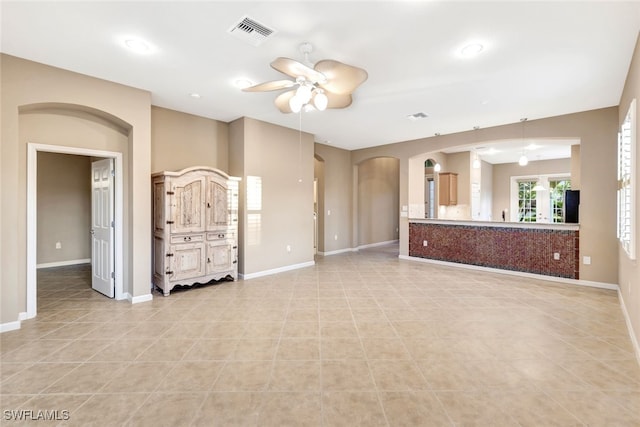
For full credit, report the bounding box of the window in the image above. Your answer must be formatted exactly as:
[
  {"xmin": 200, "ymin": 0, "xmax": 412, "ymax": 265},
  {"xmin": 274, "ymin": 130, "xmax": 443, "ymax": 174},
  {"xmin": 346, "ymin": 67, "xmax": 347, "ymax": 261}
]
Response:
[
  {"xmin": 618, "ymin": 100, "xmax": 636, "ymax": 259},
  {"xmin": 512, "ymin": 174, "xmax": 571, "ymax": 223},
  {"xmin": 518, "ymin": 181, "xmax": 537, "ymax": 222},
  {"xmin": 549, "ymin": 179, "xmax": 571, "ymax": 223},
  {"xmin": 246, "ymin": 176, "xmax": 262, "ymax": 246}
]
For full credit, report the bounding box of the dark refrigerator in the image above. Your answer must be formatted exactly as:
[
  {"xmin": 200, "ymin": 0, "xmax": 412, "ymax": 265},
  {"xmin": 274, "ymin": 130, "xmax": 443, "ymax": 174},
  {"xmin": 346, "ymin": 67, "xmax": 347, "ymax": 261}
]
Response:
[{"xmin": 564, "ymin": 190, "xmax": 580, "ymax": 223}]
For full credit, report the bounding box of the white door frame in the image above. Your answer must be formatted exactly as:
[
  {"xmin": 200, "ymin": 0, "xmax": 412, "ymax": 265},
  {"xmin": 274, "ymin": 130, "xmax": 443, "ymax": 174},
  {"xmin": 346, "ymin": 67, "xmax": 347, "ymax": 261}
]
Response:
[{"xmin": 27, "ymin": 143, "xmax": 125, "ymax": 319}]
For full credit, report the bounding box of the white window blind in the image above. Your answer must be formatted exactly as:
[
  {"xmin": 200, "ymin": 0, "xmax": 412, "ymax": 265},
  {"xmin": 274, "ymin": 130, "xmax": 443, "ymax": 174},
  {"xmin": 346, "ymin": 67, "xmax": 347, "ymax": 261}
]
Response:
[{"xmin": 618, "ymin": 99, "xmax": 636, "ymax": 259}]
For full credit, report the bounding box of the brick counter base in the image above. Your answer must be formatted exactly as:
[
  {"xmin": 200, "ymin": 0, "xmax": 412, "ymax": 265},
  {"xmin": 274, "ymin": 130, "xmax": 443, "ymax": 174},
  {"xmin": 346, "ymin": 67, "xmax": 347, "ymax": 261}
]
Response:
[{"xmin": 409, "ymin": 222, "xmax": 579, "ymax": 279}]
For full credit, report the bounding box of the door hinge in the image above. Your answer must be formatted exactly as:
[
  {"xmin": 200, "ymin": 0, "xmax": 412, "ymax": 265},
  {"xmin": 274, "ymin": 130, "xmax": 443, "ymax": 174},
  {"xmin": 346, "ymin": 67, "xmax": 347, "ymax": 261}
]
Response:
[
  {"xmin": 167, "ymin": 191, "xmax": 175, "ymax": 195},
  {"xmin": 111, "ymin": 272, "xmax": 115, "ymax": 279},
  {"xmin": 111, "ymin": 170, "xmax": 115, "ymax": 177},
  {"xmin": 111, "ymin": 221, "xmax": 115, "ymax": 228}
]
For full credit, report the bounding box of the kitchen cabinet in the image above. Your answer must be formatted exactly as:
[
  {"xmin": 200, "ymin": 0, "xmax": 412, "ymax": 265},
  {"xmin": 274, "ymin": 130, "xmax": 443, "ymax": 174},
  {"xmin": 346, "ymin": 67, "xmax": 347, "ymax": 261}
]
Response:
[{"xmin": 438, "ymin": 172, "xmax": 458, "ymax": 206}]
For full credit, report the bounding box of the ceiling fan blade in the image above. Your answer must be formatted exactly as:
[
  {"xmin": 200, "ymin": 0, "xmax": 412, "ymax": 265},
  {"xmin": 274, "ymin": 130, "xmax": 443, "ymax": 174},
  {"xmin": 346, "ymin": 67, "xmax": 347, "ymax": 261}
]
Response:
[
  {"xmin": 243, "ymin": 80, "xmax": 295, "ymax": 92},
  {"xmin": 315, "ymin": 60, "xmax": 368, "ymax": 95},
  {"xmin": 326, "ymin": 92, "xmax": 353, "ymax": 109},
  {"xmin": 274, "ymin": 89, "xmax": 296, "ymax": 113},
  {"xmin": 271, "ymin": 57, "xmax": 326, "ymax": 83}
]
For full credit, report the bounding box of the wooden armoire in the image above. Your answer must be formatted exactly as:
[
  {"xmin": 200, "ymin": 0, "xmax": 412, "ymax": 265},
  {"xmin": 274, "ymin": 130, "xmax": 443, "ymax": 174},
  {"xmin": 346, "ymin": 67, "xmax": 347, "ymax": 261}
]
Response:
[{"xmin": 152, "ymin": 166, "xmax": 239, "ymax": 296}]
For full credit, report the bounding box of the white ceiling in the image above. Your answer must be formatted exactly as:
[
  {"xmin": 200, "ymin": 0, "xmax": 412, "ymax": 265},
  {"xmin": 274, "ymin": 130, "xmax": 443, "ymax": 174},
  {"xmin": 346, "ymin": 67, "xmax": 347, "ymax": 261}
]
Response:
[
  {"xmin": 441, "ymin": 137, "xmax": 579, "ymax": 164},
  {"xmin": 2, "ymin": 1, "xmax": 639, "ymax": 153}
]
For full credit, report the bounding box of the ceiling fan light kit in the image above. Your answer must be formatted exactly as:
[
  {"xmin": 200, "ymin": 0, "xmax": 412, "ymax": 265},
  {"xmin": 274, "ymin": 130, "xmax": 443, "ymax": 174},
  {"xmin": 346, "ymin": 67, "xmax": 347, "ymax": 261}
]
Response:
[{"xmin": 243, "ymin": 42, "xmax": 367, "ymax": 114}]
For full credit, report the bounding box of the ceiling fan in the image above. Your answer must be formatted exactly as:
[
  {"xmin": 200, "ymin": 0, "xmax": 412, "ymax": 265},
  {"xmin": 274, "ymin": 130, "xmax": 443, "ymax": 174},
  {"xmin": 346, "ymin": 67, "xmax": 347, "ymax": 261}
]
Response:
[{"xmin": 243, "ymin": 42, "xmax": 368, "ymax": 113}]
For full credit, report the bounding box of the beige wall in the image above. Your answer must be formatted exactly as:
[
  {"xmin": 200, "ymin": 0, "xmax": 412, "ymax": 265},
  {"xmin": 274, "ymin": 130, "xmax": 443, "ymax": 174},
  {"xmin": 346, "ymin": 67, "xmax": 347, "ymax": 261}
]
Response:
[
  {"xmin": 36, "ymin": 152, "xmax": 91, "ymax": 265},
  {"xmin": 1, "ymin": 54, "xmax": 151, "ymax": 324},
  {"xmin": 351, "ymin": 107, "xmax": 619, "ymax": 284},
  {"xmin": 491, "ymin": 158, "xmax": 571, "ymax": 222},
  {"xmin": 618, "ymin": 35, "xmax": 640, "ymax": 355},
  {"xmin": 357, "ymin": 157, "xmax": 400, "ymax": 246},
  {"xmin": 229, "ymin": 117, "xmax": 315, "ymax": 275},
  {"xmin": 571, "ymin": 144, "xmax": 581, "ymax": 189},
  {"xmin": 151, "ymin": 106, "xmax": 229, "ymax": 173},
  {"xmin": 314, "ymin": 143, "xmax": 353, "ymax": 253},
  {"xmin": 479, "ymin": 160, "xmax": 493, "ymax": 221}
]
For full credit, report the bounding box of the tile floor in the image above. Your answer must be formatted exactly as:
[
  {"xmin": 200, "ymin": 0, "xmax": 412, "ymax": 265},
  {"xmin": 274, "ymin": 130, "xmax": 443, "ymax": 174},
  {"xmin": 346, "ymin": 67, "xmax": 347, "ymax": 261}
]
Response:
[{"xmin": 1, "ymin": 245, "xmax": 639, "ymax": 426}]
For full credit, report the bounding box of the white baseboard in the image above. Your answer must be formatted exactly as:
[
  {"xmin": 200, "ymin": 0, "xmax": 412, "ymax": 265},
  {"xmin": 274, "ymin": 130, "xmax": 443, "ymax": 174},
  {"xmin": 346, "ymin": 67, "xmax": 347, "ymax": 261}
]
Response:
[
  {"xmin": 319, "ymin": 240, "xmax": 399, "ymax": 256},
  {"xmin": 1, "ymin": 312, "xmax": 30, "ymax": 334},
  {"xmin": 37, "ymin": 258, "xmax": 90, "ymax": 269},
  {"xmin": 128, "ymin": 293, "xmax": 153, "ymax": 304},
  {"xmin": 0, "ymin": 320, "xmax": 21, "ymax": 333},
  {"xmin": 356, "ymin": 240, "xmax": 399, "ymax": 250},
  {"xmin": 400, "ymin": 255, "xmax": 619, "ymax": 291},
  {"xmin": 319, "ymin": 248, "xmax": 356, "ymax": 256},
  {"xmin": 240, "ymin": 261, "xmax": 315, "ymax": 280},
  {"xmin": 618, "ymin": 291, "xmax": 640, "ymax": 366}
]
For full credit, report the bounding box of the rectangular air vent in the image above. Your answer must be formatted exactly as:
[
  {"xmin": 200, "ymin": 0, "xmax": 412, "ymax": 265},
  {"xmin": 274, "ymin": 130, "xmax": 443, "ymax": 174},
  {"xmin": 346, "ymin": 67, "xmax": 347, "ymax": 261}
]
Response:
[{"xmin": 228, "ymin": 16, "xmax": 276, "ymax": 47}]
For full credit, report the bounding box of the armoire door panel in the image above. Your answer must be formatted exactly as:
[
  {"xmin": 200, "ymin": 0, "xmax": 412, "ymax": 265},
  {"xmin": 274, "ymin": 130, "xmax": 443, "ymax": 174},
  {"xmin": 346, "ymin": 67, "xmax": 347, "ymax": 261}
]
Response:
[
  {"xmin": 170, "ymin": 243, "xmax": 206, "ymax": 281},
  {"xmin": 171, "ymin": 176, "xmax": 205, "ymax": 234}
]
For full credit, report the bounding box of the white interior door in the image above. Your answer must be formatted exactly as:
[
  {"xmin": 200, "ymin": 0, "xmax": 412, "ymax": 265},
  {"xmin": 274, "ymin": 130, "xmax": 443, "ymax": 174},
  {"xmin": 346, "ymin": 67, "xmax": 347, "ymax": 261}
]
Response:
[{"xmin": 91, "ymin": 158, "xmax": 115, "ymax": 298}]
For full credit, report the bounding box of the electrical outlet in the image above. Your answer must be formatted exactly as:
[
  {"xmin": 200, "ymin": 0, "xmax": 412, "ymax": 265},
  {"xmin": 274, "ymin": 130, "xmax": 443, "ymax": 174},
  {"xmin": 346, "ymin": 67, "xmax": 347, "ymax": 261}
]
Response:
[
  {"xmin": 334, "ymin": 234, "xmax": 338, "ymax": 241},
  {"xmin": 583, "ymin": 256, "xmax": 591, "ymax": 265},
  {"xmin": 553, "ymin": 252, "xmax": 560, "ymax": 260},
  {"xmin": 423, "ymin": 240, "xmax": 428, "ymax": 247},
  {"xmin": 55, "ymin": 242, "xmax": 62, "ymax": 249},
  {"xmin": 286, "ymin": 245, "xmax": 291, "ymax": 253}
]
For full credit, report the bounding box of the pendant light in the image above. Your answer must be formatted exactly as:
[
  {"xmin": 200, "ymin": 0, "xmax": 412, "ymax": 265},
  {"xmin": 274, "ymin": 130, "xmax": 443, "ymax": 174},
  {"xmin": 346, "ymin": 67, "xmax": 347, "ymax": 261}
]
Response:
[
  {"xmin": 532, "ymin": 155, "xmax": 546, "ymax": 192},
  {"xmin": 472, "ymin": 126, "xmax": 481, "ymax": 168},
  {"xmin": 473, "ymin": 154, "xmax": 481, "ymax": 169},
  {"xmin": 519, "ymin": 118, "xmax": 529, "ymax": 166}
]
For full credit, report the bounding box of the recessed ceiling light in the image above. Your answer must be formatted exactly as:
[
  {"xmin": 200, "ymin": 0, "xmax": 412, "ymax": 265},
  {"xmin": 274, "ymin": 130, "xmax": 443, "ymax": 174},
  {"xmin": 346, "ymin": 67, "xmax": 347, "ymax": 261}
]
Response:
[
  {"xmin": 460, "ymin": 42, "xmax": 484, "ymax": 58},
  {"xmin": 123, "ymin": 37, "xmax": 153, "ymax": 54},
  {"xmin": 234, "ymin": 78, "xmax": 254, "ymax": 89},
  {"xmin": 189, "ymin": 93, "xmax": 202, "ymax": 99}
]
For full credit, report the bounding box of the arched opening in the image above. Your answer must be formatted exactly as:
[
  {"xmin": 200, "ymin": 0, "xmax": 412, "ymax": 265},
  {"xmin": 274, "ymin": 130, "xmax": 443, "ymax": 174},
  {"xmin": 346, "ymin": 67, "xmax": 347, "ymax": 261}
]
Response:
[
  {"xmin": 424, "ymin": 158, "xmax": 439, "ymax": 219},
  {"xmin": 22, "ymin": 103, "xmax": 131, "ymax": 319},
  {"xmin": 356, "ymin": 157, "xmax": 400, "ymax": 248}
]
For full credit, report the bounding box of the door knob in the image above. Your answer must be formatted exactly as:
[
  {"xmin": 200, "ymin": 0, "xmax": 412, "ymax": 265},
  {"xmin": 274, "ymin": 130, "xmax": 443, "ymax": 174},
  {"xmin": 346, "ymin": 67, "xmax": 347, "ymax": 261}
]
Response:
[{"xmin": 90, "ymin": 229, "xmax": 95, "ymax": 234}]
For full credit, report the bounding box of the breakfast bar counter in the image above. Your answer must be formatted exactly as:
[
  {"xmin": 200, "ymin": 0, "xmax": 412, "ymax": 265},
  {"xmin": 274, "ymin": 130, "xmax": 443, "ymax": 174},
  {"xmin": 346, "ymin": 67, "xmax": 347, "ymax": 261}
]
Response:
[{"xmin": 409, "ymin": 219, "xmax": 580, "ymax": 279}]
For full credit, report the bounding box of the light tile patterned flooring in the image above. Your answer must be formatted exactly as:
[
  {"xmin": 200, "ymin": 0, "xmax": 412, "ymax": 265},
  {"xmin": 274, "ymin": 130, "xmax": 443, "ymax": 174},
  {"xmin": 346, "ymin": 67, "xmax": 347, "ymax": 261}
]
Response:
[{"xmin": 1, "ymin": 245, "xmax": 640, "ymax": 426}]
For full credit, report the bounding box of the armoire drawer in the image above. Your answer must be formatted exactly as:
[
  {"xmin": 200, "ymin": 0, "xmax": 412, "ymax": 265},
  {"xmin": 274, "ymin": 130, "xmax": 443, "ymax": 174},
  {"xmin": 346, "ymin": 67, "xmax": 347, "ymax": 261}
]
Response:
[
  {"xmin": 170, "ymin": 234, "xmax": 204, "ymax": 244},
  {"xmin": 207, "ymin": 231, "xmax": 235, "ymax": 241}
]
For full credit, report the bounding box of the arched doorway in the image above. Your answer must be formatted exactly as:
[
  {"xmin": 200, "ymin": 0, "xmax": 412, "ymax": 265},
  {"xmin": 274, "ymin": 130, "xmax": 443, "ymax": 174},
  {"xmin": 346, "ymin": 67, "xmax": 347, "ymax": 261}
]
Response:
[{"xmin": 356, "ymin": 157, "xmax": 400, "ymax": 248}]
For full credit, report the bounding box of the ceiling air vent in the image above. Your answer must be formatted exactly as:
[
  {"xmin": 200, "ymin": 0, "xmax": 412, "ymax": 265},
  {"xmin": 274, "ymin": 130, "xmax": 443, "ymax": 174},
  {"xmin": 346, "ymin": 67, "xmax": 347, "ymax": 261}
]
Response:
[
  {"xmin": 407, "ymin": 112, "xmax": 429, "ymax": 121},
  {"xmin": 228, "ymin": 16, "xmax": 276, "ymax": 47}
]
